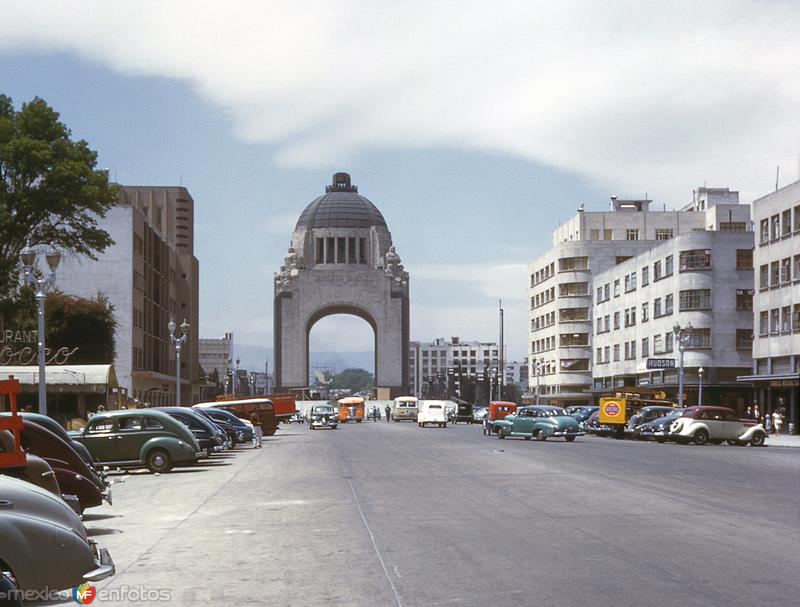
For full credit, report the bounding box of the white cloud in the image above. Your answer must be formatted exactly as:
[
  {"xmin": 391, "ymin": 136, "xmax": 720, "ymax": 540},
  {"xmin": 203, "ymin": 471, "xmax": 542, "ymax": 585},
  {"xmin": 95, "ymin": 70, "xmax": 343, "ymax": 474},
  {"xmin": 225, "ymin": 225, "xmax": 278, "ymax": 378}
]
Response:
[
  {"xmin": 413, "ymin": 262, "xmax": 528, "ymax": 301},
  {"xmin": 1, "ymin": 1, "xmax": 798, "ymax": 203}
]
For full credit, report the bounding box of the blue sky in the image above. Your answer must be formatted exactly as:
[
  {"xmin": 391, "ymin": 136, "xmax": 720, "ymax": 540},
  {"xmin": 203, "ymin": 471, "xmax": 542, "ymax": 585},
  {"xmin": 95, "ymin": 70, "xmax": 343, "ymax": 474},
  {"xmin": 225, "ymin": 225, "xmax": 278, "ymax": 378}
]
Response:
[{"xmin": 1, "ymin": 1, "xmax": 798, "ymax": 365}]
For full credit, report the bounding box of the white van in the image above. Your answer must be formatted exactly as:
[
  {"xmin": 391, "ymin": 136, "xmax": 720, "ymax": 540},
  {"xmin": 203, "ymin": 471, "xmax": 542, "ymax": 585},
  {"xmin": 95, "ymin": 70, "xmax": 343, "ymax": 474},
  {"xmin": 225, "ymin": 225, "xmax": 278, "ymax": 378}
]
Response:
[
  {"xmin": 391, "ymin": 396, "xmax": 419, "ymax": 422},
  {"xmin": 417, "ymin": 400, "xmax": 448, "ymax": 428}
]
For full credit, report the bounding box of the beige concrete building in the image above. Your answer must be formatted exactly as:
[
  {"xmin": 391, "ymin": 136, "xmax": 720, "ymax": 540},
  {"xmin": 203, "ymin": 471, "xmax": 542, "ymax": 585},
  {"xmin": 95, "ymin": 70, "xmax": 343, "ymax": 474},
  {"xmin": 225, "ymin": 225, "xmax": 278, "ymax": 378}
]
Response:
[
  {"xmin": 738, "ymin": 180, "xmax": 800, "ymax": 432},
  {"xmin": 408, "ymin": 337, "xmax": 505, "ymax": 397},
  {"xmin": 528, "ymin": 188, "xmax": 750, "ymax": 405},
  {"xmin": 57, "ymin": 186, "xmax": 200, "ymax": 406}
]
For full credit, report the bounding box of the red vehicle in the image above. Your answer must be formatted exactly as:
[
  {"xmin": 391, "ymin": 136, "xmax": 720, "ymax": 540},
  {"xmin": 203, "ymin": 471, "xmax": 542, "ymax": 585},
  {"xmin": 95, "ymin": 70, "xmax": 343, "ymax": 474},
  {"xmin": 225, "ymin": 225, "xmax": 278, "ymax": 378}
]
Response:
[
  {"xmin": 483, "ymin": 401, "xmax": 518, "ymax": 435},
  {"xmin": 215, "ymin": 392, "xmax": 297, "ymax": 424}
]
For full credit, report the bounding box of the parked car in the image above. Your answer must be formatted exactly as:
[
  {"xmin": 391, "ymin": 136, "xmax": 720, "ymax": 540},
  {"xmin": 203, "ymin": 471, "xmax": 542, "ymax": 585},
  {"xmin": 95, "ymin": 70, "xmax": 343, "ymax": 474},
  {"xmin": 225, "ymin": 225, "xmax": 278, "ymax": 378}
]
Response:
[
  {"xmin": 569, "ymin": 406, "xmax": 599, "ymax": 424},
  {"xmin": 6, "ymin": 412, "xmax": 96, "ymax": 466},
  {"xmin": 193, "ymin": 407, "xmax": 254, "ymax": 444},
  {"xmin": 154, "ymin": 407, "xmax": 225, "ymax": 458},
  {"xmin": 70, "ymin": 410, "xmax": 204, "ymax": 473},
  {"xmin": 637, "ymin": 408, "xmax": 688, "ymax": 442},
  {"xmin": 452, "ymin": 400, "xmax": 473, "ymax": 424},
  {"xmin": 584, "ymin": 410, "xmax": 612, "ymax": 436},
  {"xmin": 0, "ymin": 475, "xmax": 115, "ymax": 593},
  {"xmin": 309, "ymin": 405, "xmax": 339, "ymax": 430},
  {"xmin": 472, "ymin": 407, "xmax": 488, "ymax": 424},
  {"xmin": 18, "ymin": 419, "xmax": 110, "ymax": 512},
  {"xmin": 494, "ymin": 406, "xmax": 584, "ymax": 441},
  {"xmin": 417, "ymin": 400, "xmax": 448, "ymax": 428},
  {"xmin": 391, "ymin": 396, "xmax": 419, "ymax": 421},
  {"xmin": 626, "ymin": 406, "xmax": 678, "ymax": 438},
  {"xmin": 0, "ymin": 429, "xmax": 63, "ymax": 501},
  {"xmin": 0, "ymin": 569, "xmax": 19, "ymax": 607},
  {"xmin": 669, "ymin": 406, "xmax": 767, "ymax": 446}
]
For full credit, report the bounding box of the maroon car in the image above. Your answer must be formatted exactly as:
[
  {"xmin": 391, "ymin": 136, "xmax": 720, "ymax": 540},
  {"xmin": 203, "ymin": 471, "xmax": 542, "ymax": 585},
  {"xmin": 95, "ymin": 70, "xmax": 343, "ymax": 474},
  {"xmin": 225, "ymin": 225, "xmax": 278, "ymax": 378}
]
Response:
[{"xmin": 18, "ymin": 419, "xmax": 110, "ymax": 512}]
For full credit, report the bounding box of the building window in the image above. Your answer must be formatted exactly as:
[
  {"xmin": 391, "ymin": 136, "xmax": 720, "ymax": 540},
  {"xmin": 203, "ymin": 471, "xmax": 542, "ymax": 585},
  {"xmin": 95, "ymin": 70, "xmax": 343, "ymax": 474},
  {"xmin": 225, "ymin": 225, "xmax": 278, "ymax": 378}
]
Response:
[
  {"xmin": 686, "ymin": 328, "xmax": 712, "ymax": 348},
  {"xmin": 654, "ymin": 297, "xmax": 662, "ymax": 317},
  {"xmin": 316, "ymin": 238, "xmax": 324, "ymax": 263},
  {"xmin": 559, "ymin": 256, "xmax": 588, "ymax": 271},
  {"xmin": 679, "ymin": 249, "xmax": 711, "ymax": 271},
  {"xmin": 665, "ymin": 332, "xmax": 674, "ymax": 353},
  {"xmin": 782, "ymin": 209, "xmax": 792, "ymax": 236},
  {"xmin": 793, "ymin": 304, "xmax": 800, "ymax": 332},
  {"xmin": 759, "ymin": 219, "xmax": 769, "ymax": 244},
  {"xmin": 759, "ymin": 311, "xmax": 769, "ymax": 336},
  {"xmin": 736, "ymin": 330, "xmax": 753, "ymax": 349},
  {"xmin": 771, "ymin": 214, "xmax": 780, "ymax": 240},
  {"xmin": 780, "ymin": 258, "xmax": 791, "ymax": 283},
  {"xmin": 325, "ymin": 237, "xmax": 335, "ymax": 263},
  {"xmin": 604, "ymin": 315, "xmax": 611, "ymax": 332},
  {"xmin": 759, "ymin": 264, "xmax": 769, "ymax": 289},
  {"xmin": 641, "ymin": 266, "xmax": 649, "ymax": 286},
  {"xmin": 596, "ymin": 286, "xmax": 603, "ymax": 301},
  {"xmin": 679, "ymin": 289, "xmax": 711, "ymax": 311},
  {"xmin": 770, "ymin": 261, "xmax": 780, "ymax": 286},
  {"xmin": 603, "ymin": 284, "xmax": 610, "ymax": 300},
  {"xmin": 782, "ymin": 306, "xmax": 792, "ymax": 333},
  {"xmin": 654, "ymin": 260, "xmax": 662, "ymax": 280},
  {"xmin": 720, "ymin": 221, "xmax": 747, "ymax": 231},
  {"xmin": 560, "ymin": 333, "xmax": 589, "ymax": 346},
  {"xmin": 596, "ymin": 347, "xmax": 603, "ymax": 364},
  {"xmin": 336, "ymin": 237, "xmax": 346, "ymax": 263},
  {"xmin": 641, "ymin": 337, "xmax": 649, "ymax": 357},
  {"xmin": 559, "ymin": 282, "xmax": 589, "ymax": 297},
  {"xmin": 794, "ymin": 255, "xmax": 800, "ymax": 281},
  {"xmin": 348, "ymin": 238, "xmax": 357, "ymax": 263},
  {"xmin": 613, "ymin": 279, "xmax": 620, "ymax": 297},
  {"xmin": 736, "ymin": 289, "xmax": 753, "ymax": 311},
  {"xmin": 655, "ymin": 228, "xmax": 673, "ymax": 240},
  {"xmin": 596, "ymin": 317, "xmax": 602, "ymax": 334},
  {"xmin": 603, "ymin": 346, "xmax": 610, "ymax": 362},
  {"xmin": 665, "ymin": 293, "xmax": 673, "ymax": 315},
  {"xmin": 665, "ymin": 255, "xmax": 674, "ymax": 276},
  {"xmin": 603, "ymin": 229, "xmax": 613, "ymax": 241},
  {"xmin": 626, "ymin": 229, "xmax": 640, "ymax": 241},
  {"xmin": 560, "ymin": 358, "xmax": 589, "ymax": 372},
  {"xmin": 613, "ymin": 344, "xmax": 620, "ymax": 362},
  {"xmin": 736, "ymin": 249, "xmax": 753, "ymax": 270},
  {"xmin": 770, "ymin": 309, "xmax": 780, "ymax": 334},
  {"xmin": 613, "ymin": 312, "xmax": 620, "ymax": 330},
  {"xmin": 795, "ymin": 205, "xmax": 800, "ymax": 232},
  {"xmin": 653, "ymin": 334, "xmax": 663, "ymax": 354},
  {"xmin": 624, "ymin": 307, "xmax": 636, "ymax": 327},
  {"xmin": 641, "ymin": 302, "xmax": 649, "ymax": 322},
  {"xmin": 359, "ymin": 238, "xmax": 367, "ymax": 264},
  {"xmin": 560, "ymin": 307, "xmax": 589, "ymax": 321}
]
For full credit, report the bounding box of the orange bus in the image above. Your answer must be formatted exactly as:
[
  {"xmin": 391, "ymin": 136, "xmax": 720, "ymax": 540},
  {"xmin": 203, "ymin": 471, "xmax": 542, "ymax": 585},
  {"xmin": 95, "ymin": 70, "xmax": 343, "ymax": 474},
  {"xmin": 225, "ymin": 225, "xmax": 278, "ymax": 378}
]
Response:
[{"xmin": 337, "ymin": 397, "xmax": 365, "ymax": 423}]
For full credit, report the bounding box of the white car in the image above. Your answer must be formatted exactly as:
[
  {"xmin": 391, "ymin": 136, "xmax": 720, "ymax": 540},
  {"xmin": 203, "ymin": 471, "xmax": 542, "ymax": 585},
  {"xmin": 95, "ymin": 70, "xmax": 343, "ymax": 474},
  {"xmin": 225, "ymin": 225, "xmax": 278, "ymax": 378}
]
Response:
[
  {"xmin": 669, "ymin": 406, "xmax": 766, "ymax": 446},
  {"xmin": 417, "ymin": 400, "xmax": 448, "ymax": 428}
]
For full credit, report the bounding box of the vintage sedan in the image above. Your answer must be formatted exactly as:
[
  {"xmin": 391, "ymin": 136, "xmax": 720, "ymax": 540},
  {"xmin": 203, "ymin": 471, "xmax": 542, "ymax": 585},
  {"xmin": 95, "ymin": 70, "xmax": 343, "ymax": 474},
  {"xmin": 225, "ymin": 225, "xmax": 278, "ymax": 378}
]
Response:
[
  {"xmin": 154, "ymin": 406, "xmax": 225, "ymax": 457},
  {"xmin": 669, "ymin": 406, "xmax": 767, "ymax": 446},
  {"xmin": 626, "ymin": 405, "xmax": 679, "ymax": 438},
  {"xmin": 71, "ymin": 410, "xmax": 204, "ymax": 473},
  {"xmin": 637, "ymin": 408, "xmax": 687, "ymax": 442},
  {"xmin": 308, "ymin": 405, "xmax": 338, "ymax": 430},
  {"xmin": 0, "ymin": 476, "xmax": 114, "ymax": 593},
  {"xmin": 495, "ymin": 406, "xmax": 584, "ymax": 441}
]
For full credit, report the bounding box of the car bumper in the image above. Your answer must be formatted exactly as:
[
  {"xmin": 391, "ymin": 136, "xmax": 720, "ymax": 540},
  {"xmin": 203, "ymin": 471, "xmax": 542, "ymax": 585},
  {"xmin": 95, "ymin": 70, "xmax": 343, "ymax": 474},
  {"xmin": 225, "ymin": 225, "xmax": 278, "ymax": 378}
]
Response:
[
  {"xmin": 83, "ymin": 542, "xmax": 115, "ymax": 582},
  {"xmin": 195, "ymin": 451, "xmax": 206, "ymax": 459},
  {"xmin": 550, "ymin": 430, "xmax": 585, "ymax": 437},
  {"xmin": 639, "ymin": 429, "xmax": 669, "ymax": 438}
]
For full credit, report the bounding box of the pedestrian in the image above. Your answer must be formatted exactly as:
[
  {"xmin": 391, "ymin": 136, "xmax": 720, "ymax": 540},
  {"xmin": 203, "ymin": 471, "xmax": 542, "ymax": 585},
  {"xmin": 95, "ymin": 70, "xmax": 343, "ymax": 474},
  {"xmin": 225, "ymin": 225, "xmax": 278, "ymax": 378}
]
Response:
[
  {"xmin": 764, "ymin": 410, "xmax": 772, "ymax": 434},
  {"xmin": 372, "ymin": 407, "xmax": 379, "ymax": 422},
  {"xmin": 385, "ymin": 405, "xmax": 391, "ymax": 422},
  {"xmin": 772, "ymin": 409, "xmax": 783, "ymax": 435},
  {"xmin": 745, "ymin": 405, "xmax": 753, "ymax": 420},
  {"xmin": 250, "ymin": 408, "xmax": 263, "ymax": 448}
]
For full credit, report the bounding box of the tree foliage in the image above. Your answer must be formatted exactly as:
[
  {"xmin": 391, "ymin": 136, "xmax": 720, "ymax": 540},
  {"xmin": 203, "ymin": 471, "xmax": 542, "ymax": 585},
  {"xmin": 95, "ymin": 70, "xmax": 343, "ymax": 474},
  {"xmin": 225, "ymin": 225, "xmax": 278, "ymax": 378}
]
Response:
[
  {"xmin": 0, "ymin": 94, "xmax": 118, "ymax": 298},
  {"xmin": 44, "ymin": 291, "xmax": 117, "ymax": 364},
  {"xmin": 328, "ymin": 368, "xmax": 375, "ymax": 392}
]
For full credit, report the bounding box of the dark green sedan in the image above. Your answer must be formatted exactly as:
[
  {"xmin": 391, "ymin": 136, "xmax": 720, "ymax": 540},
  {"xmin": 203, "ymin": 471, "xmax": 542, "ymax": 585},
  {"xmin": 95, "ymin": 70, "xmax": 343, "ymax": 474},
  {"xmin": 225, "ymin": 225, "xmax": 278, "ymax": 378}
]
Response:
[
  {"xmin": 70, "ymin": 410, "xmax": 204, "ymax": 473},
  {"xmin": 494, "ymin": 406, "xmax": 584, "ymax": 442}
]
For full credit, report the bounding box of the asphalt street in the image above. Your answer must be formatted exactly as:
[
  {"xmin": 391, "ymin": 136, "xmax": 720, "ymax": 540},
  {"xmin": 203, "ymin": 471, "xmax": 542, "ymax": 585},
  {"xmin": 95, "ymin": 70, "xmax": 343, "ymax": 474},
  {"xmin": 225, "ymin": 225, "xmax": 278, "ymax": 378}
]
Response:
[{"xmin": 48, "ymin": 420, "xmax": 800, "ymax": 606}]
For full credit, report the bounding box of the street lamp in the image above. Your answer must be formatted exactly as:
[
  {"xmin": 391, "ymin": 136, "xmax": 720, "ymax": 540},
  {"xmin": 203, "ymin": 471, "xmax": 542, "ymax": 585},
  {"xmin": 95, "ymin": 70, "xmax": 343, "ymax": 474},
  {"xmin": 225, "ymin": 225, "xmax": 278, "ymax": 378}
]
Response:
[
  {"xmin": 19, "ymin": 243, "xmax": 61, "ymax": 416},
  {"xmin": 672, "ymin": 322, "xmax": 693, "ymax": 408},
  {"xmin": 698, "ymin": 367, "xmax": 704, "ymax": 406},
  {"xmin": 168, "ymin": 318, "xmax": 189, "ymax": 406}
]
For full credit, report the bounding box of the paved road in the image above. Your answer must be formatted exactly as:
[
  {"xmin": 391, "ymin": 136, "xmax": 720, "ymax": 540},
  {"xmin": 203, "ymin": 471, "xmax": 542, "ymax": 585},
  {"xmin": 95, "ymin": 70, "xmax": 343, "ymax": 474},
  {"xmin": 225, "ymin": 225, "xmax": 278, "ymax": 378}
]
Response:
[{"xmin": 56, "ymin": 421, "xmax": 799, "ymax": 606}]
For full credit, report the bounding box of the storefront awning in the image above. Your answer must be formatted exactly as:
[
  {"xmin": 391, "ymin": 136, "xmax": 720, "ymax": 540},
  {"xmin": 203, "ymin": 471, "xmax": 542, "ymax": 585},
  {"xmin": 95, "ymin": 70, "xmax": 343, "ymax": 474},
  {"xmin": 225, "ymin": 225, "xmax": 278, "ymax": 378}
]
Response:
[{"xmin": 0, "ymin": 365, "xmax": 117, "ymax": 387}]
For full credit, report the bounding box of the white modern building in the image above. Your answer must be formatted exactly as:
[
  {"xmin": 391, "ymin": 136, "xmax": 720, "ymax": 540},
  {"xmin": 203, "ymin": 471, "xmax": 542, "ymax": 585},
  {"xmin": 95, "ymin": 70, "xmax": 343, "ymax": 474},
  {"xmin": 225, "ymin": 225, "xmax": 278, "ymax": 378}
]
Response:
[
  {"xmin": 409, "ymin": 337, "xmax": 505, "ymax": 397},
  {"xmin": 57, "ymin": 186, "xmax": 200, "ymax": 407},
  {"xmin": 198, "ymin": 332, "xmax": 234, "ymax": 384},
  {"xmin": 738, "ymin": 180, "xmax": 800, "ymax": 433},
  {"xmin": 528, "ymin": 188, "xmax": 750, "ymax": 405},
  {"xmin": 592, "ymin": 230, "xmax": 754, "ymax": 409}
]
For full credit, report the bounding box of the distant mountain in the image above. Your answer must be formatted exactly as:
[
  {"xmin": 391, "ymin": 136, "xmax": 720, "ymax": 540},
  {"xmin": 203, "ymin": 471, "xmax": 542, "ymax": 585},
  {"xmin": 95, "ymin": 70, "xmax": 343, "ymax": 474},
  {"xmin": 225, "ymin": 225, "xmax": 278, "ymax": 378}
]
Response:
[{"xmin": 234, "ymin": 344, "xmax": 374, "ymax": 374}]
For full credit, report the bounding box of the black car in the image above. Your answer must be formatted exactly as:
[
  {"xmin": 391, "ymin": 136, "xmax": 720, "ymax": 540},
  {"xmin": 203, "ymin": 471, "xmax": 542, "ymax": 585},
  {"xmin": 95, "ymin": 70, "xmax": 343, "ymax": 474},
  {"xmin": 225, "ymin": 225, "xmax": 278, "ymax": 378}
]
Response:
[
  {"xmin": 626, "ymin": 406, "xmax": 679, "ymax": 438},
  {"xmin": 570, "ymin": 406, "xmax": 599, "ymax": 424},
  {"xmin": 452, "ymin": 400, "xmax": 473, "ymax": 424},
  {"xmin": 154, "ymin": 407, "xmax": 225, "ymax": 457},
  {"xmin": 13, "ymin": 412, "xmax": 95, "ymax": 465},
  {"xmin": 195, "ymin": 408, "xmax": 254, "ymax": 444},
  {"xmin": 637, "ymin": 408, "xmax": 688, "ymax": 442},
  {"xmin": 309, "ymin": 405, "xmax": 338, "ymax": 430}
]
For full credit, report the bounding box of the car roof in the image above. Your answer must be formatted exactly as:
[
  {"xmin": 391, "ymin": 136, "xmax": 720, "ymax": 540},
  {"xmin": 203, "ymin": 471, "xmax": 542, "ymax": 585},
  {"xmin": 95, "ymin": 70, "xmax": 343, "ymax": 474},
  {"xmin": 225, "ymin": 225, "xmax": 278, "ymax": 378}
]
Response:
[{"xmin": 89, "ymin": 409, "xmax": 175, "ymax": 422}]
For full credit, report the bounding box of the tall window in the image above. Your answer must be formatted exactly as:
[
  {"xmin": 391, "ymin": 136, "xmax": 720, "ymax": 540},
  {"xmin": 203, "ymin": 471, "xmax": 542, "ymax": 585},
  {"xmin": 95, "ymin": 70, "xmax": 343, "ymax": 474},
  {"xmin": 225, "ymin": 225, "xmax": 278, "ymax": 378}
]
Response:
[
  {"xmin": 771, "ymin": 309, "xmax": 780, "ymax": 334},
  {"xmin": 760, "ymin": 264, "xmax": 769, "ymax": 289},
  {"xmin": 665, "ymin": 293, "xmax": 673, "ymax": 315},
  {"xmin": 641, "ymin": 302, "xmax": 649, "ymax": 322},
  {"xmin": 759, "ymin": 311, "xmax": 768, "ymax": 336},
  {"xmin": 679, "ymin": 289, "xmax": 711, "ymax": 311},
  {"xmin": 781, "ymin": 306, "xmax": 792, "ymax": 333},
  {"xmin": 782, "ymin": 209, "xmax": 792, "ymax": 236},
  {"xmin": 654, "ymin": 297, "xmax": 662, "ymax": 317},
  {"xmin": 679, "ymin": 249, "xmax": 711, "ymax": 271},
  {"xmin": 665, "ymin": 255, "xmax": 674, "ymax": 276},
  {"xmin": 613, "ymin": 279, "xmax": 620, "ymax": 297},
  {"xmin": 736, "ymin": 249, "xmax": 753, "ymax": 270},
  {"xmin": 736, "ymin": 289, "xmax": 753, "ymax": 311},
  {"xmin": 654, "ymin": 260, "xmax": 662, "ymax": 280},
  {"xmin": 359, "ymin": 238, "xmax": 367, "ymax": 264},
  {"xmin": 686, "ymin": 328, "xmax": 711, "ymax": 348},
  {"xmin": 759, "ymin": 219, "xmax": 769, "ymax": 244},
  {"xmin": 641, "ymin": 337, "xmax": 649, "ymax": 357},
  {"xmin": 613, "ymin": 344, "xmax": 620, "ymax": 362},
  {"xmin": 771, "ymin": 214, "xmax": 780, "ymax": 240},
  {"xmin": 315, "ymin": 237, "xmax": 324, "ymax": 263},
  {"xmin": 736, "ymin": 330, "xmax": 753, "ymax": 349},
  {"xmin": 336, "ymin": 237, "xmax": 346, "ymax": 263},
  {"xmin": 613, "ymin": 312, "xmax": 620, "ymax": 330},
  {"xmin": 780, "ymin": 258, "xmax": 790, "ymax": 283},
  {"xmin": 641, "ymin": 266, "xmax": 649, "ymax": 286},
  {"xmin": 770, "ymin": 261, "xmax": 780, "ymax": 286},
  {"xmin": 348, "ymin": 238, "xmax": 357, "ymax": 263}
]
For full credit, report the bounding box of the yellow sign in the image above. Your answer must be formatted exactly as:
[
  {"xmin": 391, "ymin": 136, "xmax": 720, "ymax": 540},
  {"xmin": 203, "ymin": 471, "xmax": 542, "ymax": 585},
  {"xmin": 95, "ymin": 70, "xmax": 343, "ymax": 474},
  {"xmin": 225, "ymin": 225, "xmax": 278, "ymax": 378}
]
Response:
[{"xmin": 599, "ymin": 398, "xmax": 627, "ymax": 425}]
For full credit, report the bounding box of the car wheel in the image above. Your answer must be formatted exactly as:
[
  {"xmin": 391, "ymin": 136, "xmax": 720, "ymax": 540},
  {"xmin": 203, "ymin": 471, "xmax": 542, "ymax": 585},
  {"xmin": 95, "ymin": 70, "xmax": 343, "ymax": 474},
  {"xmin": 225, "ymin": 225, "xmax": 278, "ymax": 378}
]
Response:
[
  {"xmin": 694, "ymin": 429, "xmax": 709, "ymax": 445},
  {"xmin": 535, "ymin": 430, "xmax": 547, "ymax": 441},
  {"xmin": 750, "ymin": 432, "xmax": 766, "ymax": 447},
  {"xmin": 443, "ymin": 423, "xmax": 447, "ymax": 428},
  {"xmin": 726, "ymin": 440, "xmax": 738, "ymax": 445},
  {"xmin": 146, "ymin": 449, "xmax": 173, "ymax": 473},
  {"xmin": 497, "ymin": 428, "xmax": 506, "ymax": 439},
  {"xmin": 524, "ymin": 435, "xmax": 531, "ymax": 440},
  {"xmin": 565, "ymin": 435, "xmax": 576, "ymax": 442}
]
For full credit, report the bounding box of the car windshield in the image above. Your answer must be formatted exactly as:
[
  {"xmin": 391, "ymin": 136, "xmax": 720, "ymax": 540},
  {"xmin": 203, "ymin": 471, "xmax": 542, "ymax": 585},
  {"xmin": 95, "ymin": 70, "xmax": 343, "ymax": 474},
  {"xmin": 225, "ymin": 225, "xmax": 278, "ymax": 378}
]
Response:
[
  {"xmin": 313, "ymin": 407, "xmax": 333, "ymax": 413},
  {"xmin": 540, "ymin": 408, "xmax": 567, "ymax": 417}
]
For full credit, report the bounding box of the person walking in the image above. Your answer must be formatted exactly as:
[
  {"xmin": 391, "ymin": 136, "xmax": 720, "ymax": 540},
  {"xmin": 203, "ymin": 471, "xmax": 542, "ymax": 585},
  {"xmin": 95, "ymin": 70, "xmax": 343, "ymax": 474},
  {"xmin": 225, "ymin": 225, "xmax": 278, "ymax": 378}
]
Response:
[
  {"xmin": 772, "ymin": 409, "xmax": 783, "ymax": 435},
  {"xmin": 385, "ymin": 405, "xmax": 391, "ymax": 422},
  {"xmin": 250, "ymin": 408, "xmax": 263, "ymax": 448},
  {"xmin": 764, "ymin": 410, "xmax": 772, "ymax": 434},
  {"xmin": 744, "ymin": 405, "xmax": 753, "ymax": 420}
]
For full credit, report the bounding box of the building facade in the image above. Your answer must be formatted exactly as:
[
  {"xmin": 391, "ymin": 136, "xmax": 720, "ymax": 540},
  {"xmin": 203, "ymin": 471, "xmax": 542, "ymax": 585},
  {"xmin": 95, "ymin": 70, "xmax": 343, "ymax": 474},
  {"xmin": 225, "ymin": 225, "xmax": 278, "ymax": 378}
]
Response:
[
  {"xmin": 198, "ymin": 332, "xmax": 234, "ymax": 385},
  {"xmin": 409, "ymin": 337, "xmax": 505, "ymax": 397},
  {"xmin": 592, "ymin": 230, "xmax": 754, "ymax": 409},
  {"xmin": 57, "ymin": 186, "xmax": 200, "ymax": 407},
  {"xmin": 528, "ymin": 188, "xmax": 750, "ymax": 405},
  {"xmin": 738, "ymin": 180, "xmax": 800, "ymax": 432}
]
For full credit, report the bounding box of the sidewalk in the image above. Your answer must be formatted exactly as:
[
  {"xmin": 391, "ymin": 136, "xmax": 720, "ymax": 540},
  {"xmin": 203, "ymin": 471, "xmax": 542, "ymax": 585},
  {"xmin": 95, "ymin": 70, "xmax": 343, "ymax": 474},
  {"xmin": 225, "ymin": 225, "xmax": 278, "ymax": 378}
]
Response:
[{"xmin": 766, "ymin": 433, "xmax": 800, "ymax": 448}]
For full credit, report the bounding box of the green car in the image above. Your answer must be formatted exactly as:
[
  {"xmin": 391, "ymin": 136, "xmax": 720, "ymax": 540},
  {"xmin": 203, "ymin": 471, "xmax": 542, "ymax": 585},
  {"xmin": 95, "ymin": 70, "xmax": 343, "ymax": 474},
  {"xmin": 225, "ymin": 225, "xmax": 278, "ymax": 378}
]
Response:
[
  {"xmin": 494, "ymin": 405, "xmax": 584, "ymax": 442},
  {"xmin": 70, "ymin": 410, "xmax": 204, "ymax": 473}
]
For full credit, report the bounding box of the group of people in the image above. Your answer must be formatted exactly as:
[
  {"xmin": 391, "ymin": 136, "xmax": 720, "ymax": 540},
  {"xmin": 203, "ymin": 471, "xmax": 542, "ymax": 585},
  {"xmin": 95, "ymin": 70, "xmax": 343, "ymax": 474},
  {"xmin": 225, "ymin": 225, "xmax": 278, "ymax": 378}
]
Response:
[{"xmin": 743, "ymin": 405, "xmax": 784, "ymax": 435}]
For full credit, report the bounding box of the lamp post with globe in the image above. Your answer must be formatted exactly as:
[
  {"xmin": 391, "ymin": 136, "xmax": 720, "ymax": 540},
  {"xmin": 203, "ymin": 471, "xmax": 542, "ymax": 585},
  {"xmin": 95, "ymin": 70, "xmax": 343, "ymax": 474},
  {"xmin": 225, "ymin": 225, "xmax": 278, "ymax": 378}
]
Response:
[
  {"xmin": 672, "ymin": 322, "xmax": 693, "ymax": 408},
  {"xmin": 168, "ymin": 318, "xmax": 189, "ymax": 406}
]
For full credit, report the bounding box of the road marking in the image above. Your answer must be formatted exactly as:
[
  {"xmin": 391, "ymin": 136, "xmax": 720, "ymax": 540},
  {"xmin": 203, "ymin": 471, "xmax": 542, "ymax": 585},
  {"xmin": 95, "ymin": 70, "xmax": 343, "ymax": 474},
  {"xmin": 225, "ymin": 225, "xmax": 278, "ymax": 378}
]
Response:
[{"xmin": 347, "ymin": 478, "xmax": 404, "ymax": 607}]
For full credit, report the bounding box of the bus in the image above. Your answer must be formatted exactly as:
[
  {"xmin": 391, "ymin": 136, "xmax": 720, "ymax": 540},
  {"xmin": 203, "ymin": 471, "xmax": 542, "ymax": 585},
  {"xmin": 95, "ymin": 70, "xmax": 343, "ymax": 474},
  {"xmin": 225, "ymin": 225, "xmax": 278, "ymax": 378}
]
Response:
[
  {"xmin": 391, "ymin": 396, "xmax": 419, "ymax": 422},
  {"xmin": 195, "ymin": 397, "xmax": 278, "ymax": 436},
  {"xmin": 337, "ymin": 397, "xmax": 365, "ymax": 423}
]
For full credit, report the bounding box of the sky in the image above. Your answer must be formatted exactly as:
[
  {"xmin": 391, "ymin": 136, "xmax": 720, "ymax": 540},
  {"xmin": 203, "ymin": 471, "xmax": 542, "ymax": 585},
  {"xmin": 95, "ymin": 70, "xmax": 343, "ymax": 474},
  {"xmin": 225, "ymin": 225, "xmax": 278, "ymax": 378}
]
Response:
[{"xmin": 1, "ymin": 1, "xmax": 798, "ymax": 366}]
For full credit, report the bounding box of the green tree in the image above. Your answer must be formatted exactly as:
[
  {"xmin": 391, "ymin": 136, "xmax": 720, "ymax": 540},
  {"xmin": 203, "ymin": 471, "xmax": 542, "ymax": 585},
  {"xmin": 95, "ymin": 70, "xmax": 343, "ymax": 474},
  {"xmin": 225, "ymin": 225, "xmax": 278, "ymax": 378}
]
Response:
[
  {"xmin": 44, "ymin": 291, "xmax": 117, "ymax": 364},
  {"xmin": 328, "ymin": 368, "xmax": 374, "ymax": 393},
  {"xmin": 0, "ymin": 94, "xmax": 118, "ymax": 299}
]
